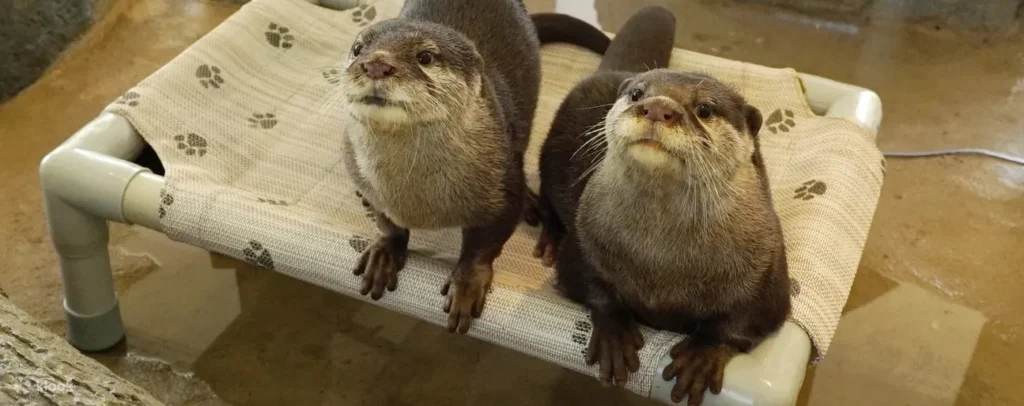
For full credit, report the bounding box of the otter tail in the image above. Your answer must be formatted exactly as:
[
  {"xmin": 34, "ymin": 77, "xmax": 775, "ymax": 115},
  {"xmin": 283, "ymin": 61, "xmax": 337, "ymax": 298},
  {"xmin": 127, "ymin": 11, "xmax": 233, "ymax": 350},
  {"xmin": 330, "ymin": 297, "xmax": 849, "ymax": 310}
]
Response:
[
  {"xmin": 597, "ymin": 6, "xmax": 676, "ymax": 73},
  {"xmin": 531, "ymin": 13, "xmax": 611, "ymax": 55}
]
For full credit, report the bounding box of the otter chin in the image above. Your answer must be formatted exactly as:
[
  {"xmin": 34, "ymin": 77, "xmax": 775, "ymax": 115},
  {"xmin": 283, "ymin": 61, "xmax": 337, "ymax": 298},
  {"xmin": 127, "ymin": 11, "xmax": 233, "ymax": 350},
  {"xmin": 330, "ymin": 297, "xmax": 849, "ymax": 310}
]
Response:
[
  {"xmin": 625, "ymin": 136, "xmax": 673, "ymax": 167},
  {"xmin": 348, "ymin": 98, "xmax": 410, "ymax": 123}
]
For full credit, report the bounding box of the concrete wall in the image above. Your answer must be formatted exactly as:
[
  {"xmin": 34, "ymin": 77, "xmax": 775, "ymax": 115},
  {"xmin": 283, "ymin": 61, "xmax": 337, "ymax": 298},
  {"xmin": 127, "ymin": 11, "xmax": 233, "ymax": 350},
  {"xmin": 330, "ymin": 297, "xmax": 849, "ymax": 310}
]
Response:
[
  {"xmin": 751, "ymin": 0, "xmax": 1023, "ymax": 28},
  {"xmin": 0, "ymin": 0, "xmax": 97, "ymax": 103}
]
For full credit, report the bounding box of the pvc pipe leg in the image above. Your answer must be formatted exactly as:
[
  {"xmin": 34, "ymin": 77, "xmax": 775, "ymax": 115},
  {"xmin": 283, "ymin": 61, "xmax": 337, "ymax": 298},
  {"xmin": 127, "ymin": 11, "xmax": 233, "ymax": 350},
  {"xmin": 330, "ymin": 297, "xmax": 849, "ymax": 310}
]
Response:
[
  {"xmin": 43, "ymin": 195, "xmax": 124, "ymax": 351},
  {"xmin": 40, "ymin": 113, "xmax": 149, "ymax": 351}
]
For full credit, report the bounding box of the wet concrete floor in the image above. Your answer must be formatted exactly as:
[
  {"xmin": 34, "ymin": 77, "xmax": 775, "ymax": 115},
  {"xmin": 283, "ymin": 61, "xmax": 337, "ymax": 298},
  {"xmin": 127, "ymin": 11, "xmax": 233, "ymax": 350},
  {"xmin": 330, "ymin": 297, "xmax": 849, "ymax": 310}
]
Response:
[{"xmin": 0, "ymin": 0, "xmax": 1021, "ymax": 404}]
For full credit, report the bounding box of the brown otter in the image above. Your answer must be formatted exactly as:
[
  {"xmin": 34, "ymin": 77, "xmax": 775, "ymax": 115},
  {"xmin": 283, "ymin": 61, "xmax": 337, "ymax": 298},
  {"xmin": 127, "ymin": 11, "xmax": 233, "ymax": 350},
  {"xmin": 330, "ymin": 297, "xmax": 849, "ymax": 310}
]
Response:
[
  {"xmin": 534, "ymin": 8, "xmax": 791, "ymax": 406},
  {"xmin": 335, "ymin": 0, "xmax": 608, "ymax": 334}
]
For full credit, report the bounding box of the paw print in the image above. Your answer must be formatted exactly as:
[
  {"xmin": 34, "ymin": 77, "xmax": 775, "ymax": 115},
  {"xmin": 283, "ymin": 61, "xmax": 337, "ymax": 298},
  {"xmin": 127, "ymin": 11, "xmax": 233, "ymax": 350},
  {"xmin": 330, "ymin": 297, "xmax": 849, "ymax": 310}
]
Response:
[
  {"xmin": 243, "ymin": 240, "xmax": 275, "ymax": 270},
  {"xmin": 174, "ymin": 133, "xmax": 208, "ymax": 157},
  {"xmin": 794, "ymin": 180, "xmax": 827, "ymax": 200},
  {"xmin": 114, "ymin": 91, "xmax": 140, "ymax": 107},
  {"xmin": 159, "ymin": 189, "xmax": 174, "ymax": 219},
  {"xmin": 257, "ymin": 197, "xmax": 289, "ymax": 206},
  {"xmin": 765, "ymin": 109, "xmax": 797, "ymax": 134},
  {"xmin": 790, "ymin": 277, "xmax": 801, "ymax": 297},
  {"xmin": 322, "ymin": 68, "xmax": 342, "ymax": 85},
  {"xmin": 265, "ymin": 23, "xmax": 294, "ymax": 49},
  {"xmin": 571, "ymin": 320, "xmax": 592, "ymax": 353},
  {"xmin": 247, "ymin": 113, "xmax": 278, "ymax": 129},
  {"xmin": 196, "ymin": 64, "xmax": 225, "ymax": 89},
  {"xmin": 349, "ymin": 236, "xmax": 369, "ymax": 253},
  {"xmin": 351, "ymin": 4, "xmax": 377, "ymax": 26}
]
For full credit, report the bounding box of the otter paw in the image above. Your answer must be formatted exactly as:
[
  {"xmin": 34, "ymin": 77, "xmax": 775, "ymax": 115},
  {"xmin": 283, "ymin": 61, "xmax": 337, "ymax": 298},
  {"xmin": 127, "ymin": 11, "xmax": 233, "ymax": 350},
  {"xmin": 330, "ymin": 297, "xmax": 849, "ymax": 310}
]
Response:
[
  {"xmin": 353, "ymin": 237, "xmax": 408, "ymax": 300},
  {"xmin": 441, "ymin": 263, "xmax": 493, "ymax": 334},
  {"xmin": 661, "ymin": 339, "xmax": 735, "ymax": 405},
  {"xmin": 586, "ymin": 316, "xmax": 645, "ymax": 387},
  {"xmin": 531, "ymin": 227, "xmax": 560, "ymax": 267}
]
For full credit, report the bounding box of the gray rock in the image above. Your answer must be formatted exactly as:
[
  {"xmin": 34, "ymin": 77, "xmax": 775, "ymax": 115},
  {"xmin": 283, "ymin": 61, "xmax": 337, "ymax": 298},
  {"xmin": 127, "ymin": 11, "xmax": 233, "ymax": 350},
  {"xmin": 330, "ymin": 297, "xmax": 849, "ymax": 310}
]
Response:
[
  {"xmin": 0, "ymin": 294, "xmax": 164, "ymax": 405},
  {"xmin": 0, "ymin": 0, "xmax": 95, "ymax": 103}
]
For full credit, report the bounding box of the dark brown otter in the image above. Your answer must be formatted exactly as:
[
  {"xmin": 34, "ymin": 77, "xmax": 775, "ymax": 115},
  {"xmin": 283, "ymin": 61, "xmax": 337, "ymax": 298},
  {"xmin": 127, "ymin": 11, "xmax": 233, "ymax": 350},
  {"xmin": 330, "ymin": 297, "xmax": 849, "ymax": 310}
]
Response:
[
  {"xmin": 335, "ymin": 0, "xmax": 609, "ymax": 334},
  {"xmin": 534, "ymin": 8, "xmax": 791, "ymax": 406}
]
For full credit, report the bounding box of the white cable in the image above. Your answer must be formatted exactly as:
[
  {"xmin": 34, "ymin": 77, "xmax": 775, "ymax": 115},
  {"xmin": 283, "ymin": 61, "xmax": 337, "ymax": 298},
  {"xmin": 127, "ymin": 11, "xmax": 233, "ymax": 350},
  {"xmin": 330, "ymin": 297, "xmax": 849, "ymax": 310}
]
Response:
[{"xmin": 883, "ymin": 148, "xmax": 1024, "ymax": 165}]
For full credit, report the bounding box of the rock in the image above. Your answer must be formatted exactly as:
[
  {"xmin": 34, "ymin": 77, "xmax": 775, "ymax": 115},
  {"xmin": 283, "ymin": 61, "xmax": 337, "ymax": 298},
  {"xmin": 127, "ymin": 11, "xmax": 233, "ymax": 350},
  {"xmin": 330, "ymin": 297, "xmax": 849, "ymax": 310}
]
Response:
[{"xmin": 0, "ymin": 295, "xmax": 163, "ymax": 405}]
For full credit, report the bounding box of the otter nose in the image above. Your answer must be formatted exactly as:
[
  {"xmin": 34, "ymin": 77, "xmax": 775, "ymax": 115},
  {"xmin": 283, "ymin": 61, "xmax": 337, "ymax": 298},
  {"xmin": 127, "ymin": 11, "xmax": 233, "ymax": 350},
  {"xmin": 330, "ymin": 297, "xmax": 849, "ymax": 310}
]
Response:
[
  {"xmin": 361, "ymin": 61, "xmax": 395, "ymax": 79},
  {"xmin": 640, "ymin": 102, "xmax": 680, "ymax": 124}
]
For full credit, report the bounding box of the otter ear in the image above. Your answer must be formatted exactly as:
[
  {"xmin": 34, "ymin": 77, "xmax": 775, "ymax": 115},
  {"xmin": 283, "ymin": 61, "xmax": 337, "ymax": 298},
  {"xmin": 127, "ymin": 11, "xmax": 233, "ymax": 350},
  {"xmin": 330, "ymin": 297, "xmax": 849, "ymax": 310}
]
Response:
[{"xmin": 743, "ymin": 104, "xmax": 763, "ymax": 137}]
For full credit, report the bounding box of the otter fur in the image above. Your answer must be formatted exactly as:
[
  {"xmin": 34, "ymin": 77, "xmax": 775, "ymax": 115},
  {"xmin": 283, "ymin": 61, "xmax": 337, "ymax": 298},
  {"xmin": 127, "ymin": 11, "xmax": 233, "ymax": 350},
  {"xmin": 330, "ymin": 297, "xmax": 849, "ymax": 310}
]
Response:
[
  {"xmin": 336, "ymin": 0, "xmax": 611, "ymax": 334},
  {"xmin": 533, "ymin": 7, "xmax": 791, "ymax": 405}
]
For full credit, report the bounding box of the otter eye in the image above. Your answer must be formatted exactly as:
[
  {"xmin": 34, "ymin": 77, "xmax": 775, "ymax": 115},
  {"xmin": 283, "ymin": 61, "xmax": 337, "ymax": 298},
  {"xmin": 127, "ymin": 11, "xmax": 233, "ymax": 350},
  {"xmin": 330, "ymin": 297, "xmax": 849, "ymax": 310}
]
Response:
[
  {"xmin": 417, "ymin": 51, "xmax": 434, "ymax": 65},
  {"xmin": 695, "ymin": 104, "xmax": 713, "ymax": 119},
  {"xmin": 352, "ymin": 43, "xmax": 364, "ymax": 57},
  {"xmin": 629, "ymin": 89, "xmax": 644, "ymax": 102}
]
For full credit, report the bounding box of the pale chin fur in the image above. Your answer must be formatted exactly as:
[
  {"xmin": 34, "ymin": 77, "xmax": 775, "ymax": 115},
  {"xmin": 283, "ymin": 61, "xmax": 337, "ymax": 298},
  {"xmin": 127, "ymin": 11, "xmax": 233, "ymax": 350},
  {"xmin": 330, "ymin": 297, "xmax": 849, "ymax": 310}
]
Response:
[{"xmin": 350, "ymin": 103, "xmax": 412, "ymax": 124}]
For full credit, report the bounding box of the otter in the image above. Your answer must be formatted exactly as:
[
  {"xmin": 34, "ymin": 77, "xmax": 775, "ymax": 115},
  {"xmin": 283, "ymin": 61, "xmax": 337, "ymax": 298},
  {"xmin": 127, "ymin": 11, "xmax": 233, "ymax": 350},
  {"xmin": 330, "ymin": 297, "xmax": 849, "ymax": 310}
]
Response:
[
  {"xmin": 533, "ymin": 8, "xmax": 791, "ymax": 406},
  {"xmin": 335, "ymin": 0, "xmax": 608, "ymax": 334}
]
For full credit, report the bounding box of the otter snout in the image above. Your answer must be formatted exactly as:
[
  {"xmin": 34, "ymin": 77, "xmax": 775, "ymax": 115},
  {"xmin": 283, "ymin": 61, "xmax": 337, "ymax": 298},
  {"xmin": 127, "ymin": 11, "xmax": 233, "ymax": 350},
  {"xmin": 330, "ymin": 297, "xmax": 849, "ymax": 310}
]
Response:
[
  {"xmin": 638, "ymin": 100, "xmax": 680, "ymax": 124},
  {"xmin": 362, "ymin": 60, "xmax": 396, "ymax": 79}
]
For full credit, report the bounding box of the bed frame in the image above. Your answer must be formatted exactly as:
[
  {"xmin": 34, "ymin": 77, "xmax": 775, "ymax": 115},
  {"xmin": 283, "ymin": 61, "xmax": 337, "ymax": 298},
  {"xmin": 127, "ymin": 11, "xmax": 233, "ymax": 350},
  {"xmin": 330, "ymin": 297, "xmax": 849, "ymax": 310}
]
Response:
[{"xmin": 40, "ymin": 72, "xmax": 880, "ymax": 405}]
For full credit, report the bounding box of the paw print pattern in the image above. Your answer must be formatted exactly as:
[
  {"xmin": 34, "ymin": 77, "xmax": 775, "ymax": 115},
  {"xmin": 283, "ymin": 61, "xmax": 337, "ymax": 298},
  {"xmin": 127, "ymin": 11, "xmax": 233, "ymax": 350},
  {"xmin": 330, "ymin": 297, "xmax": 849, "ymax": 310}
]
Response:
[
  {"xmin": 351, "ymin": 4, "xmax": 377, "ymax": 26},
  {"xmin": 322, "ymin": 68, "xmax": 341, "ymax": 85},
  {"xmin": 257, "ymin": 197, "xmax": 288, "ymax": 206},
  {"xmin": 794, "ymin": 180, "xmax": 827, "ymax": 200},
  {"xmin": 265, "ymin": 23, "xmax": 295, "ymax": 49},
  {"xmin": 196, "ymin": 64, "xmax": 225, "ymax": 89},
  {"xmin": 248, "ymin": 113, "xmax": 278, "ymax": 129},
  {"xmin": 765, "ymin": 109, "xmax": 797, "ymax": 134},
  {"xmin": 174, "ymin": 133, "xmax": 208, "ymax": 157},
  {"xmin": 114, "ymin": 91, "xmax": 140, "ymax": 107},
  {"xmin": 790, "ymin": 277, "xmax": 801, "ymax": 297},
  {"xmin": 158, "ymin": 189, "xmax": 174, "ymax": 219},
  {"xmin": 349, "ymin": 236, "xmax": 369, "ymax": 253},
  {"xmin": 243, "ymin": 241, "xmax": 275, "ymax": 270},
  {"xmin": 571, "ymin": 320, "xmax": 592, "ymax": 353}
]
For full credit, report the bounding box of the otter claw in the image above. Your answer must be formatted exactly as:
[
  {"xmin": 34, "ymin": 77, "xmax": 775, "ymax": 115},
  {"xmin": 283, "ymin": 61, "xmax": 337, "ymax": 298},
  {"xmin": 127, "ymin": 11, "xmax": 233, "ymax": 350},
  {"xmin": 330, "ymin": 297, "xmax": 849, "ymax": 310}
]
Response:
[
  {"xmin": 662, "ymin": 339, "xmax": 734, "ymax": 405},
  {"xmin": 442, "ymin": 262, "xmax": 493, "ymax": 334},
  {"xmin": 353, "ymin": 237, "xmax": 407, "ymax": 300},
  {"xmin": 587, "ymin": 315, "xmax": 644, "ymax": 388}
]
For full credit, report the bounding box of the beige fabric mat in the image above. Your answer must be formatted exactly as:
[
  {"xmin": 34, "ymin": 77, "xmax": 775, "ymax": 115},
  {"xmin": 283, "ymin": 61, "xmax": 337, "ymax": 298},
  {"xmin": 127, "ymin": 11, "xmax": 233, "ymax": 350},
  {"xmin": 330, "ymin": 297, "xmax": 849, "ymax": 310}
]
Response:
[{"xmin": 104, "ymin": 0, "xmax": 883, "ymax": 395}]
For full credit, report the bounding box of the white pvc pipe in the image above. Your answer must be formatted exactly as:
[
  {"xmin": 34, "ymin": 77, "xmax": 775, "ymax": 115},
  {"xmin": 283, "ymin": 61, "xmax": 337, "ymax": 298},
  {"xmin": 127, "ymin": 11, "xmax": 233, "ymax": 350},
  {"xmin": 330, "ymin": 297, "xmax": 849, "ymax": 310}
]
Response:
[
  {"xmin": 650, "ymin": 322, "xmax": 812, "ymax": 405},
  {"xmin": 798, "ymin": 72, "xmax": 883, "ymax": 137},
  {"xmin": 40, "ymin": 113, "xmax": 149, "ymax": 351}
]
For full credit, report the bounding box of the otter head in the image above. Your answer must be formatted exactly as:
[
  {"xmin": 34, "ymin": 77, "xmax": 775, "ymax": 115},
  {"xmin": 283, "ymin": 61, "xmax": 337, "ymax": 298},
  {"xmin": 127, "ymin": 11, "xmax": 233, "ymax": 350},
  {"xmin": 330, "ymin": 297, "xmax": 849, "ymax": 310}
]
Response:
[
  {"xmin": 341, "ymin": 19, "xmax": 484, "ymax": 124},
  {"xmin": 603, "ymin": 70, "xmax": 763, "ymax": 183}
]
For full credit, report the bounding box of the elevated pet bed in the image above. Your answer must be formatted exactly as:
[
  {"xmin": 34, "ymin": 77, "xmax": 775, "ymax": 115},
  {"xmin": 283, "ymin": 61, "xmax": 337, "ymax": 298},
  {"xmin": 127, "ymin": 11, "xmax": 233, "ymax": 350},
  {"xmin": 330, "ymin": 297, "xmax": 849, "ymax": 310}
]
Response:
[{"xmin": 40, "ymin": 0, "xmax": 883, "ymax": 404}]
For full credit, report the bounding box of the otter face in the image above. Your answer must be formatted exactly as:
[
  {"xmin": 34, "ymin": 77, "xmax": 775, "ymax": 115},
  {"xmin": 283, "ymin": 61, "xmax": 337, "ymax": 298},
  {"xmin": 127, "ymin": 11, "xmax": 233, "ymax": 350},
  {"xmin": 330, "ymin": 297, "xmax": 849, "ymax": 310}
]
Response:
[
  {"xmin": 603, "ymin": 70, "xmax": 763, "ymax": 180},
  {"xmin": 340, "ymin": 19, "xmax": 484, "ymax": 124}
]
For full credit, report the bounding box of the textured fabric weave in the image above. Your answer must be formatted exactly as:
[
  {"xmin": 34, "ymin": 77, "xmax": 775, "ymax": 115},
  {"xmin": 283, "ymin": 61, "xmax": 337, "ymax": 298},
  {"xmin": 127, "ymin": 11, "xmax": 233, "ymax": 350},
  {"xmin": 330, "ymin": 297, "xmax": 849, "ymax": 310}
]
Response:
[{"xmin": 104, "ymin": 0, "xmax": 883, "ymax": 395}]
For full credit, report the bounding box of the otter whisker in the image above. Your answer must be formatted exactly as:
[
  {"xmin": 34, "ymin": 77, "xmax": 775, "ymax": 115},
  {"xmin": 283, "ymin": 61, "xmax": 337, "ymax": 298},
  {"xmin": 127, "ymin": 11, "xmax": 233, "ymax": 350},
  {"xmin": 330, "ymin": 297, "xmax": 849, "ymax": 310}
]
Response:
[{"xmin": 572, "ymin": 103, "xmax": 617, "ymax": 111}]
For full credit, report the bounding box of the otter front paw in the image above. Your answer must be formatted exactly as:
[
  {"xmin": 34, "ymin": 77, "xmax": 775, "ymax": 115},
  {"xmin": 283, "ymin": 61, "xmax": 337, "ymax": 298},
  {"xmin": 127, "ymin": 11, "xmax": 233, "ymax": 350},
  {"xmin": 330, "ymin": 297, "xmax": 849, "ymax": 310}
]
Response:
[
  {"xmin": 586, "ymin": 315, "xmax": 645, "ymax": 387},
  {"xmin": 661, "ymin": 339, "xmax": 735, "ymax": 405},
  {"xmin": 353, "ymin": 237, "xmax": 408, "ymax": 300},
  {"xmin": 440, "ymin": 262, "xmax": 493, "ymax": 334}
]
